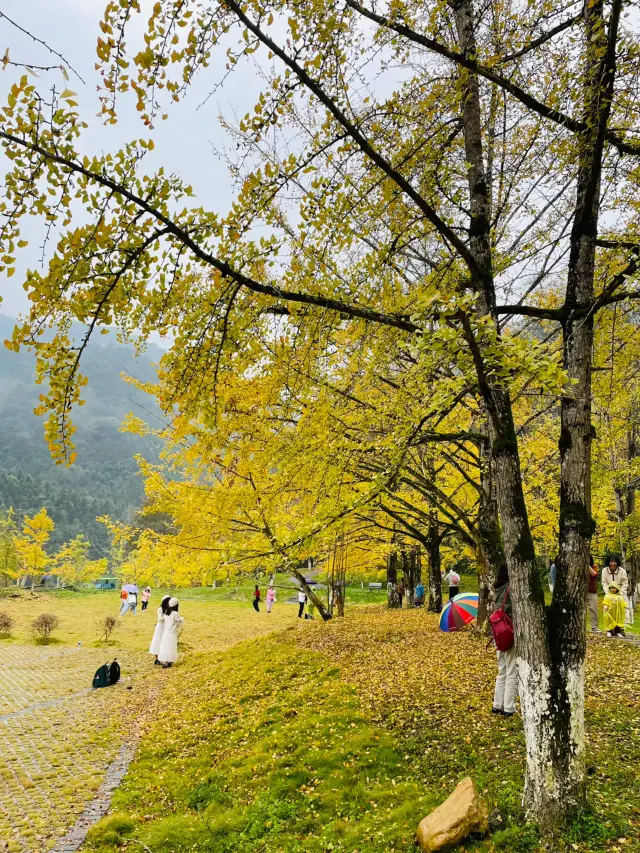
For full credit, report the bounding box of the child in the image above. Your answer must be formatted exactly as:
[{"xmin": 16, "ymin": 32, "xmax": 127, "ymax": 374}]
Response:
[
  {"xmin": 253, "ymin": 584, "xmax": 261, "ymax": 612},
  {"xmin": 266, "ymin": 586, "xmax": 276, "ymax": 613},
  {"xmin": 158, "ymin": 598, "xmax": 184, "ymax": 668},
  {"xmin": 141, "ymin": 587, "xmax": 152, "ymax": 611},
  {"xmin": 149, "ymin": 595, "xmax": 171, "ymax": 664},
  {"xmin": 603, "ymin": 582, "xmax": 626, "ymax": 637}
]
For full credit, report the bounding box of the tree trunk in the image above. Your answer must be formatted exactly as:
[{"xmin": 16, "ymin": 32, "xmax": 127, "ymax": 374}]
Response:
[
  {"xmin": 291, "ymin": 565, "xmax": 332, "ymax": 621},
  {"xmin": 402, "ymin": 550, "xmax": 415, "ymax": 608},
  {"xmin": 451, "ymin": 0, "xmax": 621, "ymax": 828},
  {"xmin": 426, "ymin": 522, "xmax": 442, "ymax": 613},
  {"xmin": 625, "ymin": 429, "xmax": 637, "ymax": 617},
  {"xmin": 387, "ymin": 551, "xmax": 401, "ymax": 608},
  {"xmin": 476, "ymin": 430, "xmax": 505, "ymax": 628}
]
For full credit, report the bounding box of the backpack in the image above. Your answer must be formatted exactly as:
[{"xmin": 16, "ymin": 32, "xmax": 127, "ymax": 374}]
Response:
[
  {"xmin": 489, "ymin": 587, "xmax": 514, "ymax": 652},
  {"xmin": 450, "ymin": 572, "xmax": 460, "ymax": 586},
  {"xmin": 92, "ymin": 659, "xmax": 121, "ymax": 689}
]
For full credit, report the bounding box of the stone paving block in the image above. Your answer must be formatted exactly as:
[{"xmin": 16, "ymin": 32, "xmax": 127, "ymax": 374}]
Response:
[{"xmin": 0, "ymin": 645, "xmax": 153, "ymax": 853}]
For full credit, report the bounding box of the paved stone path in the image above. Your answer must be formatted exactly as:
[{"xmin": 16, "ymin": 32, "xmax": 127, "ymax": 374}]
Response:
[
  {"xmin": 49, "ymin": 743, "xmax": 137, "ymax": 853},
  {"xmin": 0, "ymin": 645, "xmax": 153, "ymax": 853}
]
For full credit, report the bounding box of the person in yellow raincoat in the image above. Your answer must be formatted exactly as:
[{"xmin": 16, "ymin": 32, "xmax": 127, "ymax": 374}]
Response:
[{"xmin": 603, "ymin": 582, "xmax": 626, "ymax": 637}]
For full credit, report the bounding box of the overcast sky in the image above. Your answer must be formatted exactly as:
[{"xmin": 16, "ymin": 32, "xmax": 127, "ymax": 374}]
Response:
[{"xmin": 0, "ymin": 0, "xmax": 261, "ymax": 318}]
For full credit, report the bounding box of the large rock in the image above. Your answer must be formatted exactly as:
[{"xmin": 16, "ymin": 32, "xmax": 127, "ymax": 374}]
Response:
[{"xmin": 416, "ymin": 777, "xmax": 489, "ymax": 852}]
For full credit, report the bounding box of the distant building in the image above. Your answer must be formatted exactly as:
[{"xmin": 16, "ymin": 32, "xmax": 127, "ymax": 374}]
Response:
[{"xmin": 94, "ymin": 576, "xmax": 118, "ymax": 590}]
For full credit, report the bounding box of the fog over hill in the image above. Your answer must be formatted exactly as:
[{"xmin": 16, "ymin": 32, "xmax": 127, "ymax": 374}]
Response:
[{"xmin": 0, "ymin": 316, "xmax": 164, "ymax": 557}]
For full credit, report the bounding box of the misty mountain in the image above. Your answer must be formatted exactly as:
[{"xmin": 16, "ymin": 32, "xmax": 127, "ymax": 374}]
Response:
[{"xmin": 0, "ymin": 315, "xmax": 165, "ymax": 558}]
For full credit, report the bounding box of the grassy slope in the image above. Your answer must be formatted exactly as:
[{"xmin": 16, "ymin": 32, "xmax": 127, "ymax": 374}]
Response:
[
  {"xmin": 86, "ymin": 608, "xmax": 640, "ymax": 853},
  {"xmin": 0, "ymin": 589, "xmax": 294, "ymax": 651}
]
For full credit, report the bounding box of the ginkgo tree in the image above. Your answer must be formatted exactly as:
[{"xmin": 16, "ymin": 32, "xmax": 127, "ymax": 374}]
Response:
[
  {"xmin": 14, "ymin": 507, "xmax": 55, "ymax": 582},
  {"xmin": 54, "ymin": 534, "xmax": 107, "ymax": 587},
  {"xmin": 0, "ymin": 510, "xmax": 19, "ymax": 584},
  {"xmin": 2, "ymin": 0, "xmax": 640, "ymax": 831}
]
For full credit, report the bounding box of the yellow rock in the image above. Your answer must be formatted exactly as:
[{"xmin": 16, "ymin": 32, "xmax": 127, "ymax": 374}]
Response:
[{"xmin": 416, "ymin": 777, "xmax": 489, "ymax": 852}]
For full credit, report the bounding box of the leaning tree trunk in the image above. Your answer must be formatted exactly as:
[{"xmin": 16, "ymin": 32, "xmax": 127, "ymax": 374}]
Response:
[
  {"xmin": 452, "ymin": 0, "xmax": 619, "ymax": 829},
  {"xmin": 290, "ymin": 566, "xmax": 332, "ymax": 621},
  {"xmin": 387, "ymin": 551, "xmax": 401, "ymax": 608}
]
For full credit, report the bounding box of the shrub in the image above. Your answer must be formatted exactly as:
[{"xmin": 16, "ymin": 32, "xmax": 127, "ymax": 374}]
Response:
[
  {"xmin": 99, "ymin": 615, "xmax": 118, "ymax": 642},
  {"xmin": 0, "ymin": 611, "xmax": 14, "ymax": 636},
  {"xmin": 31, "ymin": 613, "xmax": 60, "ymax": 640}
]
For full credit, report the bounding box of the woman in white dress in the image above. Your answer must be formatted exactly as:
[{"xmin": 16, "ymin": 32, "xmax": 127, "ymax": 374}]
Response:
[
  {"xmin": 149, "ymin": 595, "xmax": 171, "ymax": 665},
  {"xmin": 158, "ymin": 598, "xmax": 184, "ymax": 668}
]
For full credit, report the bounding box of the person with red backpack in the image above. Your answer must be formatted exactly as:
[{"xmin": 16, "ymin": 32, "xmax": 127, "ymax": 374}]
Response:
[{"xmin": 491, "ymin": 564, "xmax": 517, "ymax": 718}]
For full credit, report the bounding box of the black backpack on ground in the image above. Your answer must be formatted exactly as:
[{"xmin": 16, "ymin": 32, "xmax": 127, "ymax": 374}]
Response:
[{"xmin": 92, "ymin": 659, "xmax": 121, "ymax": 689}]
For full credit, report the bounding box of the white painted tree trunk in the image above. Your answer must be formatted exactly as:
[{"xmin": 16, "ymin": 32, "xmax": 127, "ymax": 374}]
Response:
[{"xmin": 518, "ymin": 658, "xmax": 586, "ymax": 824}]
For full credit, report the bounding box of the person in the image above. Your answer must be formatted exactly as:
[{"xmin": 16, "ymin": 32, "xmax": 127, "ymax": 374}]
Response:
[
  {"xmin": 414, "ymin": 581, "xmax": 425, "ymax": 607},
  {"xmin": 119, "ymin": 588, "xmax": 138, "ymax": 617},
  {"xmin": 603, "ymin": 582, "xmax": 626, "ymax": 637},
  {"xmin": 587, "ymin": 555, "xmax": 599, "ymax": 632},
  {"xmin": 158, "ymin": 598, "xmax": 184, "ymax": 668},
  {"xmin": 397, "ymin": 580, "xmax": 405, "ymax": 605},
  {"xmin": 601, "ymin": 555, "xmax": 630, "ymax": 624},
  {"xmin": 253, "ymin": 584, "xmax": 261, "ymax": 612},
  {"xmin": 491, "ymin": 564, "xmax": 517, "ymax": 718},
  {"xmin": 548, "ymin": 557, "xmax": 558, "ymax": 594},
  {"xmin": 298, "ymin": 587, "xmax": 307, "ymax": 618},
  {"xmin": 141, "ymin": 587, "xmax": 152, "ymax": 611},
  {"xmin": 443, "ymin": 569, "xmax": 460, "ymax": 601},
  {"xmin": 266, "ymin": 586, "xmax": 276, "ymax": 613},
  {"xmin": 149, "ymin": 595, "xmax": 171, "ymax": 664}
]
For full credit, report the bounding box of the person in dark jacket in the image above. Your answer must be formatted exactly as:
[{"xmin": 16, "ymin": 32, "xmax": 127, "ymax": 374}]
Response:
[
  {"xmin": 252, "ymin": 584, "xmax": 261, "ymax": 612},
  {"xmin": 492, "ymin": 564, "xmax": 517, "ymax": 717}
]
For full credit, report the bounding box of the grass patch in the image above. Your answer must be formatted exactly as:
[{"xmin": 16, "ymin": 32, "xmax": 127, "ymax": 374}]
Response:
[
  {"xmin": 0, "ymin": 589, "xmax": 295, "ymax": 651},
  {"xmin": 99, "ymin": 636, "xmax": 440, "ymax": 853},
  {"xmin": 92, "ymin": 608, "xmax": 640, "ymax": 853},
  {"xmin": 86, "ymin": 814, "xmax": 135, "ymax": 847}
]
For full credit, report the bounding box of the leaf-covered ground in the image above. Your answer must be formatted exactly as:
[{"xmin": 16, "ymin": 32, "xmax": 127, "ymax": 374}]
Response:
[{"xmin": 85, "ymin": 607, "xmax": 640, "ymax": 853}]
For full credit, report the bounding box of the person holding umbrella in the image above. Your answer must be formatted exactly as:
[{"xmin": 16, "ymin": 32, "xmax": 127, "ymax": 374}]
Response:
[{"xmin": 119, "ymin": 584, "xmax": 139, "ymax": 616}]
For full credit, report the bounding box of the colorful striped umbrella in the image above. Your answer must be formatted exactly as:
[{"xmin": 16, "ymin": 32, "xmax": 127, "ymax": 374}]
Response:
[{"xmin": 439, "ymin": 592, "xmax": 479, "ymax": 632}]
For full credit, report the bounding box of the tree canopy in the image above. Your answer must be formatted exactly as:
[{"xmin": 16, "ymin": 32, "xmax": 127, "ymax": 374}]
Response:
[{"xmin": 2, "ymin": 0, "xmax": 640, "ymax": 832}]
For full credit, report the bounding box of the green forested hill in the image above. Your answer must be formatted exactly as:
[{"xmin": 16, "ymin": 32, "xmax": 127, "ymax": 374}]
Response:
[{"xmin": 0, "ymin": 315, "xmax": 163, "ymax": 557}]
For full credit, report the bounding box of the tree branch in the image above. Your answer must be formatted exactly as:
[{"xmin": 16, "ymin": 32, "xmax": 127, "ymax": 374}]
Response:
[
  {"xmin": 344, "ymin": 0, "xmax": 640, "ymax": 157},
  {"xmin": 0, "ymin": 10, "xmax": 85, "ymax": 83},
  {"xmin": 222, "ymin": 0, "xmax": 482, "ymax": 279},
  {"xmin": 0, "ymin": 130, "xmax": 420, "ymax": 335},
  {"xmin": 499, "ymin": 13, "xmax": 582, "ymax": 64},
  {"xmin": 496, "ymin": 304, "xmax": 563, "ymax": 320}
]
